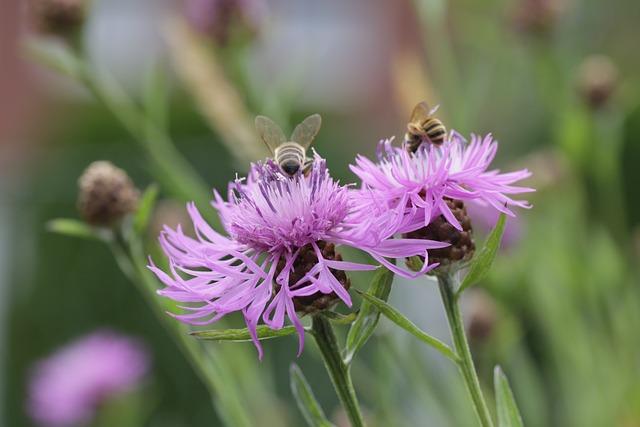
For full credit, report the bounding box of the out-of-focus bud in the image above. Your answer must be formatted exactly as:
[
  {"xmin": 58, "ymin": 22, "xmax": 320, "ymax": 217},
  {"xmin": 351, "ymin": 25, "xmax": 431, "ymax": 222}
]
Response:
[
  {"xmin": 183, "ymin": 0, "xmax": 265, "ymax": 45},
  {"xmin": 77, "ymin": 161, "xmax": 139, "ymax": 227},
  {"xmin": 512, "ymin": 0, "xmax": 567, "ymax": 35},
  {"xmin": 28, "ymin": 0, "xmax": 87, "ymax": 39},
  {"xmin": 577, "ymin": 55, "xmax": 618, "ymax": 110},
  {"xmin": 465, "ymin": 289, "xmax": 498, "ymax": 346}
]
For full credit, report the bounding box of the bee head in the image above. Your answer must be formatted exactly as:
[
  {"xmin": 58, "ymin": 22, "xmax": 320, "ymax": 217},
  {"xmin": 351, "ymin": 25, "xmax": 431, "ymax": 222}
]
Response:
[{"xmin": 281, "ymin": 161, "xmax": 300, "ymax": 176}]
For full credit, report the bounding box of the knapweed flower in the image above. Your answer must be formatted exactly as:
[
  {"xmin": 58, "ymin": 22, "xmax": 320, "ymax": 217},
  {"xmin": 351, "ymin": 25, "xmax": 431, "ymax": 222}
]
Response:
[
  {"xmin": 27, "ymin": 330, "xmax": 149, "ymax": 427},
  {"xmin": 350, "ymin": 132, "xmax": 533, "ymax": 266},
  {"xmin": 149, "ymin": 156, "xmax": 446, "ymax": 358}
]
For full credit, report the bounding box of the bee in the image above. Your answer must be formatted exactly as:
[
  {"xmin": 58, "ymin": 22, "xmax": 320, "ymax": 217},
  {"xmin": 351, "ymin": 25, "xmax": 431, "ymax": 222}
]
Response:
[
  {"xmin": 255, "ymin": 114, "xmax": 322, "ymax": 176},
  {"xmin": 404, "ymin": 102, "xmax": 447, "ymax": 152}
]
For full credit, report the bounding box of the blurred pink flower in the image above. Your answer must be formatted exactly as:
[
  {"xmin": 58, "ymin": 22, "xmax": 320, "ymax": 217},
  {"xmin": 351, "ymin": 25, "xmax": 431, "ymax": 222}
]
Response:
[{"xmin": 27, "ymin": 330, "xmax": 149, "ymax": 427}]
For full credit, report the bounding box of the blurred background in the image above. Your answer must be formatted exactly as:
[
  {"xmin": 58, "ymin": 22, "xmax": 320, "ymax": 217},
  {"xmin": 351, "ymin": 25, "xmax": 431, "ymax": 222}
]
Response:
[{"xmin": 2, "ymin": 0, "xmax": 640, "ymax": 425}]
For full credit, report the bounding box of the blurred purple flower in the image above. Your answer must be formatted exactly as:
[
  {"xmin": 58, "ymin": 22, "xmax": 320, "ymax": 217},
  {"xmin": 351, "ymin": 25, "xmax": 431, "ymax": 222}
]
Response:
[
  {"xmin": 183, "ymin": 0, "xmax": 265, "ymax": 43},
  {"xmin": 149, "ymin": 156, "xmax": 446, "ymax": 358},
  {"xmin": 27, "ymin": 330, "xmax": 149, "ymax": 427},
  {"xmin": 350, "ymin": 132, "xmax": 534, "ymax": 236}
]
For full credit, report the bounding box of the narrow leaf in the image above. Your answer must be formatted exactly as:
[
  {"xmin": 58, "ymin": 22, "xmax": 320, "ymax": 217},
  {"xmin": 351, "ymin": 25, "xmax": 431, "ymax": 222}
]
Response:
[
  {"xmin": 321, "ymin": 311, "xmax": 358, "ymax": 325},
  {"xmin": 133, "ymin": 184, "xmax": 160, "ymax": 234},
  {"xmin": 457, "ymin": 213, "xmax": 507, "ymax": 297},
  {"xmin": 46, "ymin": 219, "xmax": 104, "ymax": 241},
  {"xmin": 290, "ymin": 364, "xmax": 335, "ymax": 427},
  {"xmin": 191, "ymin": 325, "xmax": 297, "ymax": 342},
  {"xmin": 494, "ymin": 366, "xmax": 524, "ymax": 427},
  {"xmin": 357, "ymin": 291, "xmax": 458, "ymax": 362},
  {"xmin": 143, "ymin": 66, "xmax": 169, "ymax": 131},
  {"xmin": 344, "ymin": 268, "xmax": 394, "ymax": 364},
  {"xmin": 24, "ymin": 39, "xmax": 82, "ymax": 79}
]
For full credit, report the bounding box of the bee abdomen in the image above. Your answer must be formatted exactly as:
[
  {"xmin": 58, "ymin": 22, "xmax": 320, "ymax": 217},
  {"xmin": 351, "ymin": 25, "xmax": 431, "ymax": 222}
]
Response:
[
  {"xmin": 423, "ymin": 118, "xmax": 446, "ymax": 145},
  {"xmin": 275, "ymin": 142, "xmax": 306, "ymax": 176}
]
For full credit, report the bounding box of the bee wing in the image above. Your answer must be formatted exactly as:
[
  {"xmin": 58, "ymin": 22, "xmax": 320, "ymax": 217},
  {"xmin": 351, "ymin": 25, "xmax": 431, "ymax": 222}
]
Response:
[
  {"xmin": 290, "ymin": 114, "xmax": 322, "ymax": 150},
  {"xmin": 409, "ymin": 101, "xmax": 432, "ymax": 123},
  {"xmin": 255, "ymin": 115, "xmax": 287, "ymax": 153}
]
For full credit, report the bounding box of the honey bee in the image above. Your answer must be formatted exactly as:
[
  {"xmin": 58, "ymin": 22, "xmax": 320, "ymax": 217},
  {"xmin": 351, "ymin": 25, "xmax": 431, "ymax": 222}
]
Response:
[
  {"xmin": 255, "ymin": 114, "xmax": 322, "ymax": 176},
  {"xmin": 405, "ymin": 102, "xmax": 447, "ymax": 152}
]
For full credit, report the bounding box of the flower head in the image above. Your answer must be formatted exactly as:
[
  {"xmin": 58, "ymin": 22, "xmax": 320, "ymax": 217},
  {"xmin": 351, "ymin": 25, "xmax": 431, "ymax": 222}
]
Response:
[
  {"xmin": 350, "ymin": 133, "xmax": 534, "ymax": 237},
  {"xmin": 27, "ymin": 330, "xmax": 149, "ymax": 427},
  {"xmin": 150, "ymin": 156, "xmax": 446, "ymax": 358}
]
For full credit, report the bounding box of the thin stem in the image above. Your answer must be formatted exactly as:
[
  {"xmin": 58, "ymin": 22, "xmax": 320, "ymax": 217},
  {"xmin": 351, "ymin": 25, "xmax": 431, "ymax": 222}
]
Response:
[
  {"xmin": 312, "ymin": 315, "xmax": 365, "ymax": 427},
  {"xmin": 438, "ymin": 275, "xmax": 494, "ymax": 427},
  {"xmin": 110, "ymin": 231, "xmax": 252, "ymax": 427}
]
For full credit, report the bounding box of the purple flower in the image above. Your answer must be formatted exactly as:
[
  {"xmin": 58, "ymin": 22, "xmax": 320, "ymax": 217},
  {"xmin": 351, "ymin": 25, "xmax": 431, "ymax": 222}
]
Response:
[
  {"xmin": 350, "ymin": 132, "xmax": 534, "ymax": 236},
  {"xmin": 27, "ymin": 330, "xmax": 149, "ymax": 427},
  {"xmin": 149, "ymin": 156, "xmax": 446, "ymax": 358}
]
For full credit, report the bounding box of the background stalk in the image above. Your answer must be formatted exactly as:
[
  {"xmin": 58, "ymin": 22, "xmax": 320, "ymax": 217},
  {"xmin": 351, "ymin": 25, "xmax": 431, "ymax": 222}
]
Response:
[
  {"xmin": 438, "ymin": 274, "xmax": 494, "ymax": 427},
  {"xmin": 312, "ymin": 315, "xmax": 365, "ymax": 427}
]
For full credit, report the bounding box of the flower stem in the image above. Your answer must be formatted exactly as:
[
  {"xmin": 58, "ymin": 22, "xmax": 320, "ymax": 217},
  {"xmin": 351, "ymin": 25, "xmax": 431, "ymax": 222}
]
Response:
[
  {"xmin": 438, "ymin": 275, "xmax": 494, "ymax": 427},
  {"xmin": 312, "ymin": 315, "xmax": 366, "ymax": 427}
]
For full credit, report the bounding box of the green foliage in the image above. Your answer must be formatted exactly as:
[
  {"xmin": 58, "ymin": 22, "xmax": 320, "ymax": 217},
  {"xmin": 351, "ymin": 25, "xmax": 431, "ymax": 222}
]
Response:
[
  {"xmin": 46, "ymin": 218, "xmax": 107, "ymax": 241},
  {"xmin": 494, "ymin": 366, "xmax": 524, "ymax": 427},
  {"xmin": 191, "ymin": 325, "xmax": 298, "ymax": 342},
  {"xmin": 133, "ymin": 184, "xmax": 160, "ymax": 234},
  {"xmin": 289, "ymin": 364, "xmax": 335, "ymax": 427},
  {"xmin": 344, "ymin": 268, "xmax": 394, "ymax": 364},
  {"xmin": 357, "ymin": 291, "xmax": 458, "ymax": 362},
  {"xmin": 456, "ymin": 213, "xmax": 506, "ymax": 297}
]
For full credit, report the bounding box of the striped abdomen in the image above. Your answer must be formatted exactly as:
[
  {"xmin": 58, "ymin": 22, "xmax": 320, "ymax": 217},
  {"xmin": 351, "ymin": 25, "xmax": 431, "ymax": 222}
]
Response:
[
  {"xmin": 405, "ymin": 118, "xmax": 447, "ymax": 152},
  {"xmin": 274, "ymin": 142, "xmax": 306, "ymax": 176}
]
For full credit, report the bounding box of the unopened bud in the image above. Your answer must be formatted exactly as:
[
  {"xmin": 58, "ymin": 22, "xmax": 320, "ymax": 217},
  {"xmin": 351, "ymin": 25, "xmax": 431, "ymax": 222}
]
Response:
[
  {"xmin": 77, "ymin": 161, "xmax": 139, "ymax": 227},
  {"xmin": 512, "ymin": 0, "xmax": 567, "ymax": 35},
  {"xmin": 29, "ymin": 0, "xmax": 87, "ymax": 39},
  {"xmin": 578, "ymin": 55, "xmax": 618, "ymax": 110}
]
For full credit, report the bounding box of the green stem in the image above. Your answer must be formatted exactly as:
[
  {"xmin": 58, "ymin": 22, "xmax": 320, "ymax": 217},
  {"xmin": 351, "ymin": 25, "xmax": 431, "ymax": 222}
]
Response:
[
  {"xmin": 312, "ymin": 315, "xmax": 365, "ymax": 427},
  {"xmin": 438, "ymin": 275, "xmax": 494, "ymax": 427},
  {"xmin": 110, "ymin": 231, "xmax": 252, "ymax": 427}
]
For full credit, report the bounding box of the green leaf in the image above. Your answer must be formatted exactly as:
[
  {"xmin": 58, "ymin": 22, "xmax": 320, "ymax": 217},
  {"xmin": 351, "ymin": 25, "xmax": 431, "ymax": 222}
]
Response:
[
  {"xmin": 133, "ymin": 184, "xmax": 160, "ymax": 234},
  {"xmin": 494, "ymin": 366, "xmax": 524, "ymax": 427},
  {"xmin": 356, "ymin": 291, "xmax": 459, "ymax": 362},
  {"xmin": 46, "ymin": 219, "xmax": 105, "ymax": 241},
  {"xmin": 143, "ymin": 66, "xmax": 169, "ymax": 131},
  {"xmin": 344, "ymin": 268, "xmax": 394, "ymax": 364},
  {"xmin": 321, "ymin": 311, "xmax": 358, "ymax": 325},
  {"xmin": 456, "ymin": 212, "xmax": 507, "ymax": 297},
  {"xmin": 290, "ymin": 364, "xmax": 335, "ymax": 427},
  {"xmin": 191, "ymin": 325, "xmax": 297, "ymax": 342},
  {"xmin": 23, "ymin": 38, "xmax": 83, "ymax": 79}
]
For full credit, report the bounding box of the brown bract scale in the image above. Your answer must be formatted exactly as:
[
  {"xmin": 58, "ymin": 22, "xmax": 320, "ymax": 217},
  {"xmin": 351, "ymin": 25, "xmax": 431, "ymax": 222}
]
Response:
[
  {"xmin": 275, "ymin": 241, "xmax": 351, "ymax": 315},
  {"xmin": 77, "ymin": 161, "xmax": 139, "ymax": 227},
  {"xmin": 405, "ymin": 198, "xmax": 475, "ymax": 269},
  {"xmin": 29, "ymin": 0, "xmax": 86, "ymax": 38}
]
